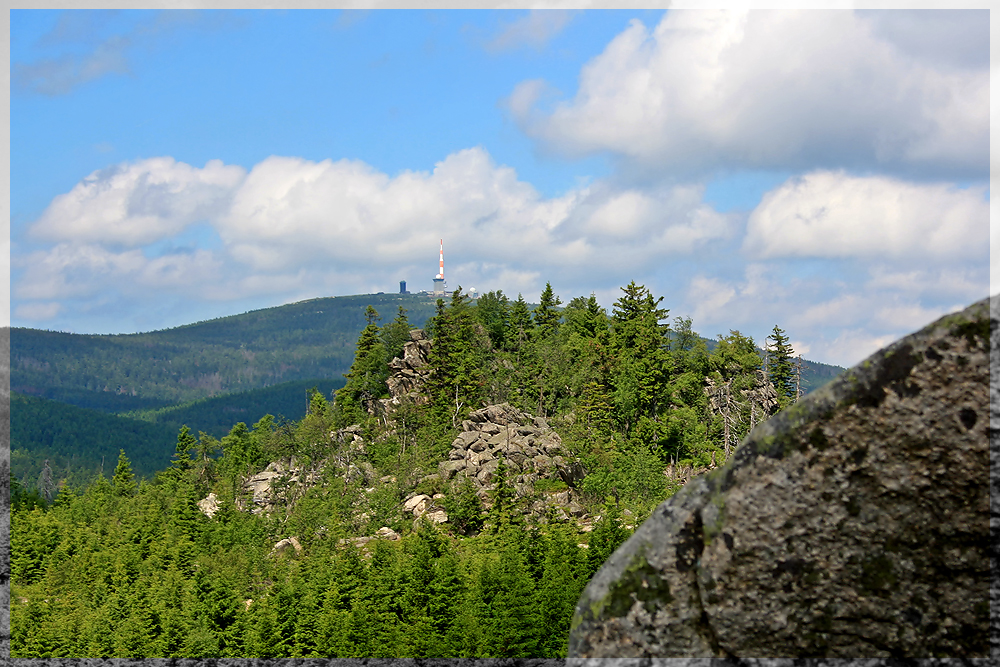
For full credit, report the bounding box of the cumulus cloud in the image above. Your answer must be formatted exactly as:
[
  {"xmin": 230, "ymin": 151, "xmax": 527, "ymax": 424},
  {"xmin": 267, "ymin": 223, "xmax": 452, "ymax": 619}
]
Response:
[
  {"xmin": 509, "ymin": 9, "xmax": 988, "ymax": 179},
  {"xmin": 743, "ymin": 171, "xmax": 988, "ymax": 262},
  {"xmin": 486, "ymin": 10, "xmax": 576, "ymax": 52},
  {"xmin": 18, "ymin": 148, "xmax": 735, "ymax": 326},
  {"xmin": 14, "ymin": 243, "xmax": 224, "ymax": 301},
  {"xmin": 678, "ymin": 259, "xmax": 985, "ymax": 368},
  {"xmin": 30, "ymin": 158, "xmax": 246, "ymax": 247},
  {"xmin": 858, "ymin": 9, "xmax": 989, "ymax": 70}
]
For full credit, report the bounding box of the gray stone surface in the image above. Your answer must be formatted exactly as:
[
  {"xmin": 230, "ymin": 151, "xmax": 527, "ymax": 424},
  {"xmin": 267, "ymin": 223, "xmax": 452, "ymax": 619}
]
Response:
[{"xmin": 569, "ymin": 296, "xmax": 993, "ymax": 659}]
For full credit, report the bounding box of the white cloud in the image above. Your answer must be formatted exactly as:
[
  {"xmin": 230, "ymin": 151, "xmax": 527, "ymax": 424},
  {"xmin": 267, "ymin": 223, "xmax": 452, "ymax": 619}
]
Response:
[
  {"xmin": 17, "ymin": 148, "xmax": 735, "ymax": 324},
  {"xmin": 509, "ymin": 9, "xmax": 988, "ymax": 179},
  {"xmin": 486, "ymin": 10, "xmax": 576, "ymax": 52},
  {"xmin": 30, "ymin": 158, "xmax": 246, "ymax": 247},
  {"xmin": 809, "ymin": 328, "xmax": 901, "ymax": 370},
  {"xmin": 858, "ymin": 9, "xmax": 989, "ymax": 71},
  {"xmin": 676, "ymin": 260, "xmax": 983, "ymax": 368},
  {"xmin": 866, "ymin": 266, "xmax": 987, "ymax": 302},
  {"xmin": 14, "ymin": 302, "xmax": 62, "ymax": 322},
  {"xmin": 743, "ymin": 171, "xmax": 988, "ymax": 261},
  {"xmin": 687, "ymin": 275, "xmax": 737, "ymax": 327},
  {"xmin": 14, "ymin": 242, "xmax": 223, "ymax": 301}
]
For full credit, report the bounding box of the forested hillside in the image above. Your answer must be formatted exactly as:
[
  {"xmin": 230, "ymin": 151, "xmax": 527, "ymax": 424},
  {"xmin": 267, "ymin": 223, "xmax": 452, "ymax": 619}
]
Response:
[
  {"xmin": 10, "ymin": 378, "xmax": 346, "ymax": 491},
  {"xmin": 10, "ymin": 281, "xmax": 845, "ymax": 658},
  {"xmin": 10, "ymin": 293, "xmax": 439, "ymax": 411}
]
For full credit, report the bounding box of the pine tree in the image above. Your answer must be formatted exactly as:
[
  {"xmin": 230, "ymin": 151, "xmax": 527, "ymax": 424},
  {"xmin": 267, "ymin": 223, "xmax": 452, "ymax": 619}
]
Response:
[
  {"xmin": 112, "ymin": 450, "xmax": 136, "ymax": 497},
  {"xmin": 171, "ymin": 426, "xmax": 197, "ymax": 478},
  {"xmin": 335, "ymin": 305, "xmax": 388, "ymax": 425},
  {"xmin": 533, "ymin": 282, "xmax": 562, "ymax": 338},
  {"xmin": 767, "ymin": 325, "xmax": 796, "ymax": 405},
  {"xmin": 610, "ymin": 282, "xmax": 670, "ymax": 434}
]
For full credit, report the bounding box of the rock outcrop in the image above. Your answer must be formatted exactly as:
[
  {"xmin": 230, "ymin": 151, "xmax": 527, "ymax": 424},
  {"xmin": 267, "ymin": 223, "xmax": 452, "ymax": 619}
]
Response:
[
  {"xmin": 380, "ymin": 328, "xmax": 433, "ymax": 412},
  {"xmin": 238, "ymin": 427, "xmax": 372, "ymax": 515},
  {"xmin": 402, "ymin": 492, "xmax": 448, "ymax": 527},
  {"xmin": 270, "ymin": 536, "xmax": 303, "ymax": 556},
  {"xmin": 569, "ymin": 297, "xmax": 992, "ymax": 658},
  {"xmin": 438, "ymin": 403, "xmax": 585, "ymax": 499},
  {"xmin": 338, "ymin": 526, "xmax": 402, "ymax": 550},
  {"xmin": 196, "ymin": 492, "xmax": 220, "ymax": 518}
]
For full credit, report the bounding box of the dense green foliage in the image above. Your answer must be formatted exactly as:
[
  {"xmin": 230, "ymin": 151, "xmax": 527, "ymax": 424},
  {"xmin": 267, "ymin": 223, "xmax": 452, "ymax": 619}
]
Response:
[
  {"xmin": 11, "ymin": 379, "xmax": 346, "ymax": 491},
  {"xmin": 10, "ymin": 283, "xmax": 846, "ymax": 658},
  {"xmin": 11, "ymin": 294, "xmax": 438, "ymax": 410},
  {"xmin": 10, "ymin": 391, "xmax": 180, "ymax": 489},
  {"xmin": 123, "ymin": 378, "xmax": 347, "ymax": 439},
  {"xmin": 10, "ymin": 423, "xmax": 609, "ymax": 658}
]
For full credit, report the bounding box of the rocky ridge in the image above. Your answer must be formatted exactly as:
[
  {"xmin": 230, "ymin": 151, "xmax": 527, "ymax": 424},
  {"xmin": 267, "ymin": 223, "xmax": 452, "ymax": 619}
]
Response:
[{"xmin": 438, "ymin": 403, "xmax": 586, "ymax": 498}]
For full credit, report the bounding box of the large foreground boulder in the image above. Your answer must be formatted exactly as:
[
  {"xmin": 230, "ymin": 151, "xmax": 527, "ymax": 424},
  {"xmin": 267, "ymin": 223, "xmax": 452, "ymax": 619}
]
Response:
[{"xmin": 569, "ymin": 296, "xmax": 992, "ymax": 658}]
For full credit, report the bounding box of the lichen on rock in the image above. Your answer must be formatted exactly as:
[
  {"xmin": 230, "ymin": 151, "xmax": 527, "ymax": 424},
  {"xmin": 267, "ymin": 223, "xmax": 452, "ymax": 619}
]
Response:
[{"xmin": 569, "ymin": 296, "xmax": 993, "ymax": 659}]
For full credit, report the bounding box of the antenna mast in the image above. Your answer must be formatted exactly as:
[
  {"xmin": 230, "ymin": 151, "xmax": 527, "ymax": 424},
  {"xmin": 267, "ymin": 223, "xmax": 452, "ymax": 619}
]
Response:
[{"xmin": 432, "ymin": 238, "xmax": 447, "ymax": 296}]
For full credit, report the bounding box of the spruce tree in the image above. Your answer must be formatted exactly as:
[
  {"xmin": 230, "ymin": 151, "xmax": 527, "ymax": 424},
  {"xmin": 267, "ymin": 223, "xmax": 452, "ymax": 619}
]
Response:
[
  {"xmin": 767, "ymin": 325, "xmax": 796, "ymax": 404},
  {"xmin": 112, "ymin": 450, "xmax": 136, "ymax": 497},
  {"xmin": 474, "ymin": 290, "xmax": 510, "ymax": 349},
  {"xmin": 380, "ymin": 305, "xmax": 412, "ymax": 362},
  {"xmin": 610, "ymin": 282, "xmax": 670, "ymax": 434},
  {"xmin": 533, "ymin": 282, "xmax": 562, "ymax": 337},
  {"xmin": 427, "ymin": 289, "xmax": 488, "ymax": 430},
  {"xmin": 505, "ymin": 294, "xmax": 534, "ymax": 352},
  {"xmin": 335, "ymin": 305, "xmax": 388, "ymax": 425},
  {"xmin": 171, "ymin": 426, "xmax": 197, "ymax": 478}
]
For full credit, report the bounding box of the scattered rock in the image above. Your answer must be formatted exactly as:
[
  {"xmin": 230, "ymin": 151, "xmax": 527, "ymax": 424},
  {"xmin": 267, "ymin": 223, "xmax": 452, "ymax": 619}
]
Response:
[
  {"xmin": 338, "ymin": 526, "xmax": 402, "ymax": 550},
  {"xmin": 569, "ymin": 297, "xmax": 992, "ymax": 659},
  {"xmin": 403, "ymin": 494, "xmax": 431, "ymax": 515},
  {"xmin": 374, "ymin": 526, "xmax": 401, "ymax": 541},
  {"xmin": 270, "ymin": 536, "xmax": 303, "ymax": 556},
  {"xmin": 197, "ymin": 492, "xmax": 220, "ymax": 518}
]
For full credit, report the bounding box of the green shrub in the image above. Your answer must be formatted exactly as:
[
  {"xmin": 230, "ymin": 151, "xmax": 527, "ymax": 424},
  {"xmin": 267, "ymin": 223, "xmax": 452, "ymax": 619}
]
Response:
[{"xmin": 533, "ymin": 478, "xmax": 568, "ymax": 494}]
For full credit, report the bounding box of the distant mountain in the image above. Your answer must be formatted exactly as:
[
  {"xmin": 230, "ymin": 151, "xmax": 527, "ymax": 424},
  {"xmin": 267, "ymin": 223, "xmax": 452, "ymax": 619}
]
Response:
[
  {"xmin": 11, "ymin": 293, "xmax": 439, "ymax": 411},
  {"xmin": 11, "ymin": 292, "xmax": 844, "ymax": 413},
  {"xmin": 9, "ymin": 290, "xmax": 845, "ymax": 490},
  {"xmin": 122, "ymin": 376, "xmax": 347, "ymax": 439},
  {"xmin": 10, "ymin": 377, "xmax": 349, "ymax": 488},
  {"xmin": 10, "ymin": 391, "xmax": 179, "ymax": 489}
]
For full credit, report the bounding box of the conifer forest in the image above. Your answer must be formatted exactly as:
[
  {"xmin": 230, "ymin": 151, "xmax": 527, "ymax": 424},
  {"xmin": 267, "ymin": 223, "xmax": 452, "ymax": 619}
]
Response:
[{"xmin": 10, "ymin": 282, "xmax": 825, "ymax": 658}]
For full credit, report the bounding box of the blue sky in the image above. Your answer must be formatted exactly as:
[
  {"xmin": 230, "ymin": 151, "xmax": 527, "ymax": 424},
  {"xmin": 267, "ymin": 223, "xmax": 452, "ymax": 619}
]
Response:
[{"xmin": 7, "ymin": 8, "xmax": 992, "ymax": 368}]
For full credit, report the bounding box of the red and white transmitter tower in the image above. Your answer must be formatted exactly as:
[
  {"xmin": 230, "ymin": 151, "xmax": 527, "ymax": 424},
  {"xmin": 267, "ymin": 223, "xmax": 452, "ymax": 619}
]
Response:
[{"xmin": 432, "ymin": 238, "xmax": 447, "ymax": 296}]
